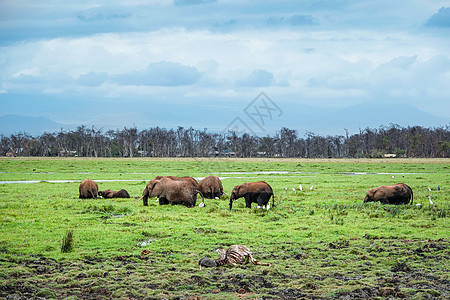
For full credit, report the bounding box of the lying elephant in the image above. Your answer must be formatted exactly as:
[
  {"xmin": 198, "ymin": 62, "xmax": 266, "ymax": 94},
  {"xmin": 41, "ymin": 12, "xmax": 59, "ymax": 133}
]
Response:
[
  {"xmin": 198, "ymin": 175, "xmax": 223, "ymax": 199},
  {"xmin": 229, "ymin": 181, "xmax": 274, "ymax": 210},
  {"xmin": 98, "ymin": 189, "xmax": 130, "ymax": 198},
  {"xmin": 141, "ymin": 177, "xmax": 204, "ymax": 207},
  {"xmin": 364, "ymin": 183, "xmax": 413, "ymax": 205},
  {"xmin": 79, "ymin": 179, "xmax": 98, "ymax": 199}
]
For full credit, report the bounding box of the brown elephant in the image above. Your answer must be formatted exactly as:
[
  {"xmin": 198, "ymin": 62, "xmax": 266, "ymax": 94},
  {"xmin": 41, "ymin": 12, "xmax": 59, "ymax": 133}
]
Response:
[
  {"xmin": 141, "ymin": 177, "xmax": 204, "ymax": 207},
  {"xmin": 79, "ymin": 179, "xmax": 98, "ymax": 199},
  {"xmin": 229, "ymin": 181, "xmax": 274, "ymax": 210},
  {"xmin": 98, "ymin": 189, "xmax": 130, "ymax": 198},
  {"xmin": 154, "ymin": 176, "xmax": 199, "ymax": 189},
  {"xmin": 363, "ymin": 183, "xmax": 413, "ymax": 205},
  {"xmin": 198, "ymin": 175, "xmax": 223, "ymax": 199}
]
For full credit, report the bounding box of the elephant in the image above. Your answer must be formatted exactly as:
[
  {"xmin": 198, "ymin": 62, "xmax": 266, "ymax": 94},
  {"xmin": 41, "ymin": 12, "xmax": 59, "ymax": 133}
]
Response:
[
  {"xmin": 154, "ymin": 176, "xmax": 199, "ymax": 189},
  {"xmin": 141, "ymin": 177, "xmax": 204, "ymax": 207},
  {"xmin": 363, "ymin": 183, "xmax": 413, "ymax": 205},
  {"xmin": 229, "ymin": 181, "xmax": 274, "ymax": 210},
  {"xmin": 79, "ymin": 179, "xmax": 98, "ymax": 199},
  {"xmin": 198, "ymin": 175, "xmax": 223, "ymax": 199},
  {"xmin": 98, "ymin": 189, "xmax": 130, "ymax": 198}
]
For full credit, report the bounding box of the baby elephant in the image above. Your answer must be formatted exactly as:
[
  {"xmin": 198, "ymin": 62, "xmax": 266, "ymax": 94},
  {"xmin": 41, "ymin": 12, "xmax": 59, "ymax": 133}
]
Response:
[
  {"xmin": 98, "ymin": 189, "xmax": 130, "ymax": 198},
  {"xmin": 229, "ymin": 181, "xmax": 274, "ymax": 210},
  {"xmin": 364, "ymin": 183, "xmax": 413, "ymax": 205},
  {"xmin": 79, "ymin": 179, "xmax": 98, "ymax": 199}
]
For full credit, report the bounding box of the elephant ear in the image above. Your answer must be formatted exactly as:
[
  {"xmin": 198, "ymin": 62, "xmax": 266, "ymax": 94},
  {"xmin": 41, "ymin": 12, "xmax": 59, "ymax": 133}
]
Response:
[
  {"xmin": 238, "ymin": 184, "xmax": 249, "ymax": 195},
  {"xmin": 151, "ymin": 180, "xmax": 165, "ymax": 197}
]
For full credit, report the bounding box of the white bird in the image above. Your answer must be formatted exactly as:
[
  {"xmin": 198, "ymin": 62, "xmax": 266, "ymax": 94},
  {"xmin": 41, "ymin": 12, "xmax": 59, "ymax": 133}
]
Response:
[
  {"xmin": 292, "ymin": 188, "xmax": 296, "ymax": 192},
  {"xmin": 416, "ymin": 203, "xmax": 422, "ymax": 207},
  {"xmin": 299, "ymin": 184, "xmax": 303, "ymax": 191},
  {"xmin": 428, "ymin": 196, "xmax": 434, "ymax": 205},
  {"xmin": 310, "ymin": 185, "xmax": 314, "ymax": 191},
  {"xmin": 284, "ymin": 187, "xmax": 288, "ymax": 190},
  {"xmin": 392, "ymin": 176, "xmax": 395, "ymax": 178},
  {"xmin": 428, "ymin": 187, "xmax": 432, "ymax": 191}
]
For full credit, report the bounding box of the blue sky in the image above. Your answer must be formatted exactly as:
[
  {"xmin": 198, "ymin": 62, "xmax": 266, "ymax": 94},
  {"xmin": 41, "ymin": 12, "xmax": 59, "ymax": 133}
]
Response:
[{"xmin": 0, "ymin": 0, "xmax": 449, "ymax": 135}]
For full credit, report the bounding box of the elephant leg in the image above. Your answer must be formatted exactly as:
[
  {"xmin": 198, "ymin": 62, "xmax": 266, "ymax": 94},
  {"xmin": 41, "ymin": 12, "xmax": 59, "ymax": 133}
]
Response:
[
  {"xmin": 159, "ymin": 197, "xmax": 169, "ymax": 205},
  {"xmin": 380, "ymin": 198, "xmax": 390, "ymax": 204},
  {"xmin": 244, "ymin": 195, "xmax": 252, "ymax": 208},
  {"xmin": 257, "ymin": 194, "xmax": 270, "ymax": 207}
]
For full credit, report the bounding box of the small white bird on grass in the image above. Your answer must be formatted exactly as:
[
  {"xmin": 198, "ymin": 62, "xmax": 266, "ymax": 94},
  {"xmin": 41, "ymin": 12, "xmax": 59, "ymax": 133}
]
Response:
[
  {"xmin": 292, "ymin": 188, "xmax": 296, "ymax": 192},
  {"xmin": 428, "ymin": 187, "xmax": 432, "ymax": 192},
  {"xmin": 310, "ymin": 185, "xmax": 314, "ymax": 191},
  {"xmin": 299, "ymin": 184, "xmax": 303, "ymax": 191},
  {"xmin": 428, "ymin": 196, "xmax": 434, "ymax": 205}
]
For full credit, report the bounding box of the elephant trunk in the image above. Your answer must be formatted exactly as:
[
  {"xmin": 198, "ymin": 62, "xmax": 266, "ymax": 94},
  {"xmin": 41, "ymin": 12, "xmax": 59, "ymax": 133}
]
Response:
[
  {"xmin": 229, "ymin": 194, "xmax": 235, "ymax": 210},
  {"xmin": 142, "ymin": 188, "xmax": 149, "ymax": 206}
]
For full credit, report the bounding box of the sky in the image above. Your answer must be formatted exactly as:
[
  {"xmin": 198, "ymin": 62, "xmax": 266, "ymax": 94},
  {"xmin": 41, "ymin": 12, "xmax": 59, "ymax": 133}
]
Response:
[{"xmin": 0, "ymin": 0, "xmax": 450, "ymax": 135}]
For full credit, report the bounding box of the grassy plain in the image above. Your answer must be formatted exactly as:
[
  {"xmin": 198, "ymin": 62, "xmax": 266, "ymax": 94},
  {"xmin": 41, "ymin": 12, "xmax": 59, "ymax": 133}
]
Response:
[{"xmin": 0, "ymin": 157, "xmax": 449, "ymax": 299}]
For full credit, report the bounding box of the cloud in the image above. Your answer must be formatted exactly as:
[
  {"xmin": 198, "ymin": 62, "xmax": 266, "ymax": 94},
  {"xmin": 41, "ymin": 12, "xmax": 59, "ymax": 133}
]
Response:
[
  {"xmin": 425, "ymin": 7, "xmax": 450, "ymax": 27},
  {"xmin": 77, "ymin": 72, "xmax": 109, "ymax": 87},
  {"xmin": 237, "ymin": 69, "xmax": 274, "ymax": 87},
  {"xmin": 173, "ymin": 0, "xmax": 216, "ymax": 6},
  {"xmin": 267, "ymin": 14, "xmax": 319, "ymax": 27},
  {"xmin": 114, "ymin": 61, "xmax": 203, "ymax": 86}
]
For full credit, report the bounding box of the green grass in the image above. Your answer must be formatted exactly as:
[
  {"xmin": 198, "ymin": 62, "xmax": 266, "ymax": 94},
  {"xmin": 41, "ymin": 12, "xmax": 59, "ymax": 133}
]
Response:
[{"xmin": 0, "ymin": 157, "xmax": 449, "ymax": 299}]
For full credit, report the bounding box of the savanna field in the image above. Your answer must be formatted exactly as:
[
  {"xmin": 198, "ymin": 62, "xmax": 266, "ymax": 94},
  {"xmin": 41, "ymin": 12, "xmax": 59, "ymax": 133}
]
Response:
[{"xmin": 0, "ymin": 157, "xmax": 448, "ymax": 299}]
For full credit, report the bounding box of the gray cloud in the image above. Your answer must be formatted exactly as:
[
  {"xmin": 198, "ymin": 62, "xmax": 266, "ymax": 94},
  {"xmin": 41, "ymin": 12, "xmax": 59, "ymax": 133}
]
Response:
[
  {"xmin": 237, "ymin": 69, "xmax": 274, "ymax": 87},
  {"xmin": 425, "ymin": 7, "xmax": 450, "ymax": 28},
  {"xmin": 114, "ymin": 61, "xmax": 202, "ymax": 86}
]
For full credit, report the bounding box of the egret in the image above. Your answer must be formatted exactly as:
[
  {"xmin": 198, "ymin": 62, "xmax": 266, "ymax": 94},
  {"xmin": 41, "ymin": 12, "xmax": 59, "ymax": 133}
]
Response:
[
  {"xmin": 310, "ymin": 185, "xmax": 314, "ymax": 191},
  {"xmin": 428, "ymin": 196, "xmax": 434, "ymax": 205},
  {"xmin": 299, "ymin": 184, "xmax": 303, "ymax": 191},
  {"xmin": 428, "ymin": 187, "xmax": 432, "ymax": 191},
  {"xmin": 292, "ymin": 188, "xmax": 296, "ymax": 192}
]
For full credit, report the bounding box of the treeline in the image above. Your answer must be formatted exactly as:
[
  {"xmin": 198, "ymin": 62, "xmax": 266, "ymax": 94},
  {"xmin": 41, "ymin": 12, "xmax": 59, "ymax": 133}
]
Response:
[{"xmin": 1, "ymin": 124, "xmax": 449, "ymax": 158}]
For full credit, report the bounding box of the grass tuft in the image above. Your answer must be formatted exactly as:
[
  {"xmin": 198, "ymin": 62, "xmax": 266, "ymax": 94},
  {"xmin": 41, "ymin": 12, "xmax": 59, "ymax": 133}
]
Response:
[{"xmin": 61, "ymin": 230, "xmax": 74, "ymax": 253}]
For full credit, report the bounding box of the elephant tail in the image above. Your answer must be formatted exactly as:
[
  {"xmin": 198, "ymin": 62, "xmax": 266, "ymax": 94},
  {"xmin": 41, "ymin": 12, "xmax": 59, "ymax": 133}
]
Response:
[
  {"xmin": 89, "ymin": 189, "xmax": 96, "ymax": 199},
  {"xmin": 272, "ymin": 193, "xmax": 275, "ymax": 207},
  {"xmin": 410, "ymin": 188, "xmax": 413, "ymax": 205},
  {"xmin": 197, "ymin": 189, "xmax": 205, "ymax": 205}
]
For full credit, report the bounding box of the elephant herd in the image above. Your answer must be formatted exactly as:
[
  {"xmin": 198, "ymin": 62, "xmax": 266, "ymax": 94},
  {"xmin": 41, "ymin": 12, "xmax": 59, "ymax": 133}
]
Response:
[
  {"xmin": 79, "ymin": 176, "xmax": 275, "ymax": 209},
  {"xmin": 79, "ymin": 177, "xmax": 414, "ymax": 208}
]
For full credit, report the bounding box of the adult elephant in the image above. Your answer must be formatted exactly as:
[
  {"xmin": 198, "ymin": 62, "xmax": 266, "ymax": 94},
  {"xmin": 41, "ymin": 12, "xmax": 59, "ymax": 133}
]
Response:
[
  {"xmin": 79, "ymin": 179, "xmax": 98, "ymax": 199},
  {"xmin": 141, "ymin": 177, "xmax": 204, "ymax": 207},
  {"xmin": 98, "ymin": 189, "xmax": 130, "ymax": 198},
  {"xmin": 229, "ymin": 181, "xmax": 274, "ymax": 210},
  {"xmin": 363, "ymin": 183, "xmax": 413, "ymax": 205},
  {"xmin": 154, "ymin": 176, "xmax": 199, "ymax": 189},
  {"xmin": 199, "ymin": 175, "xmax": 223, "ymax": 199}
]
